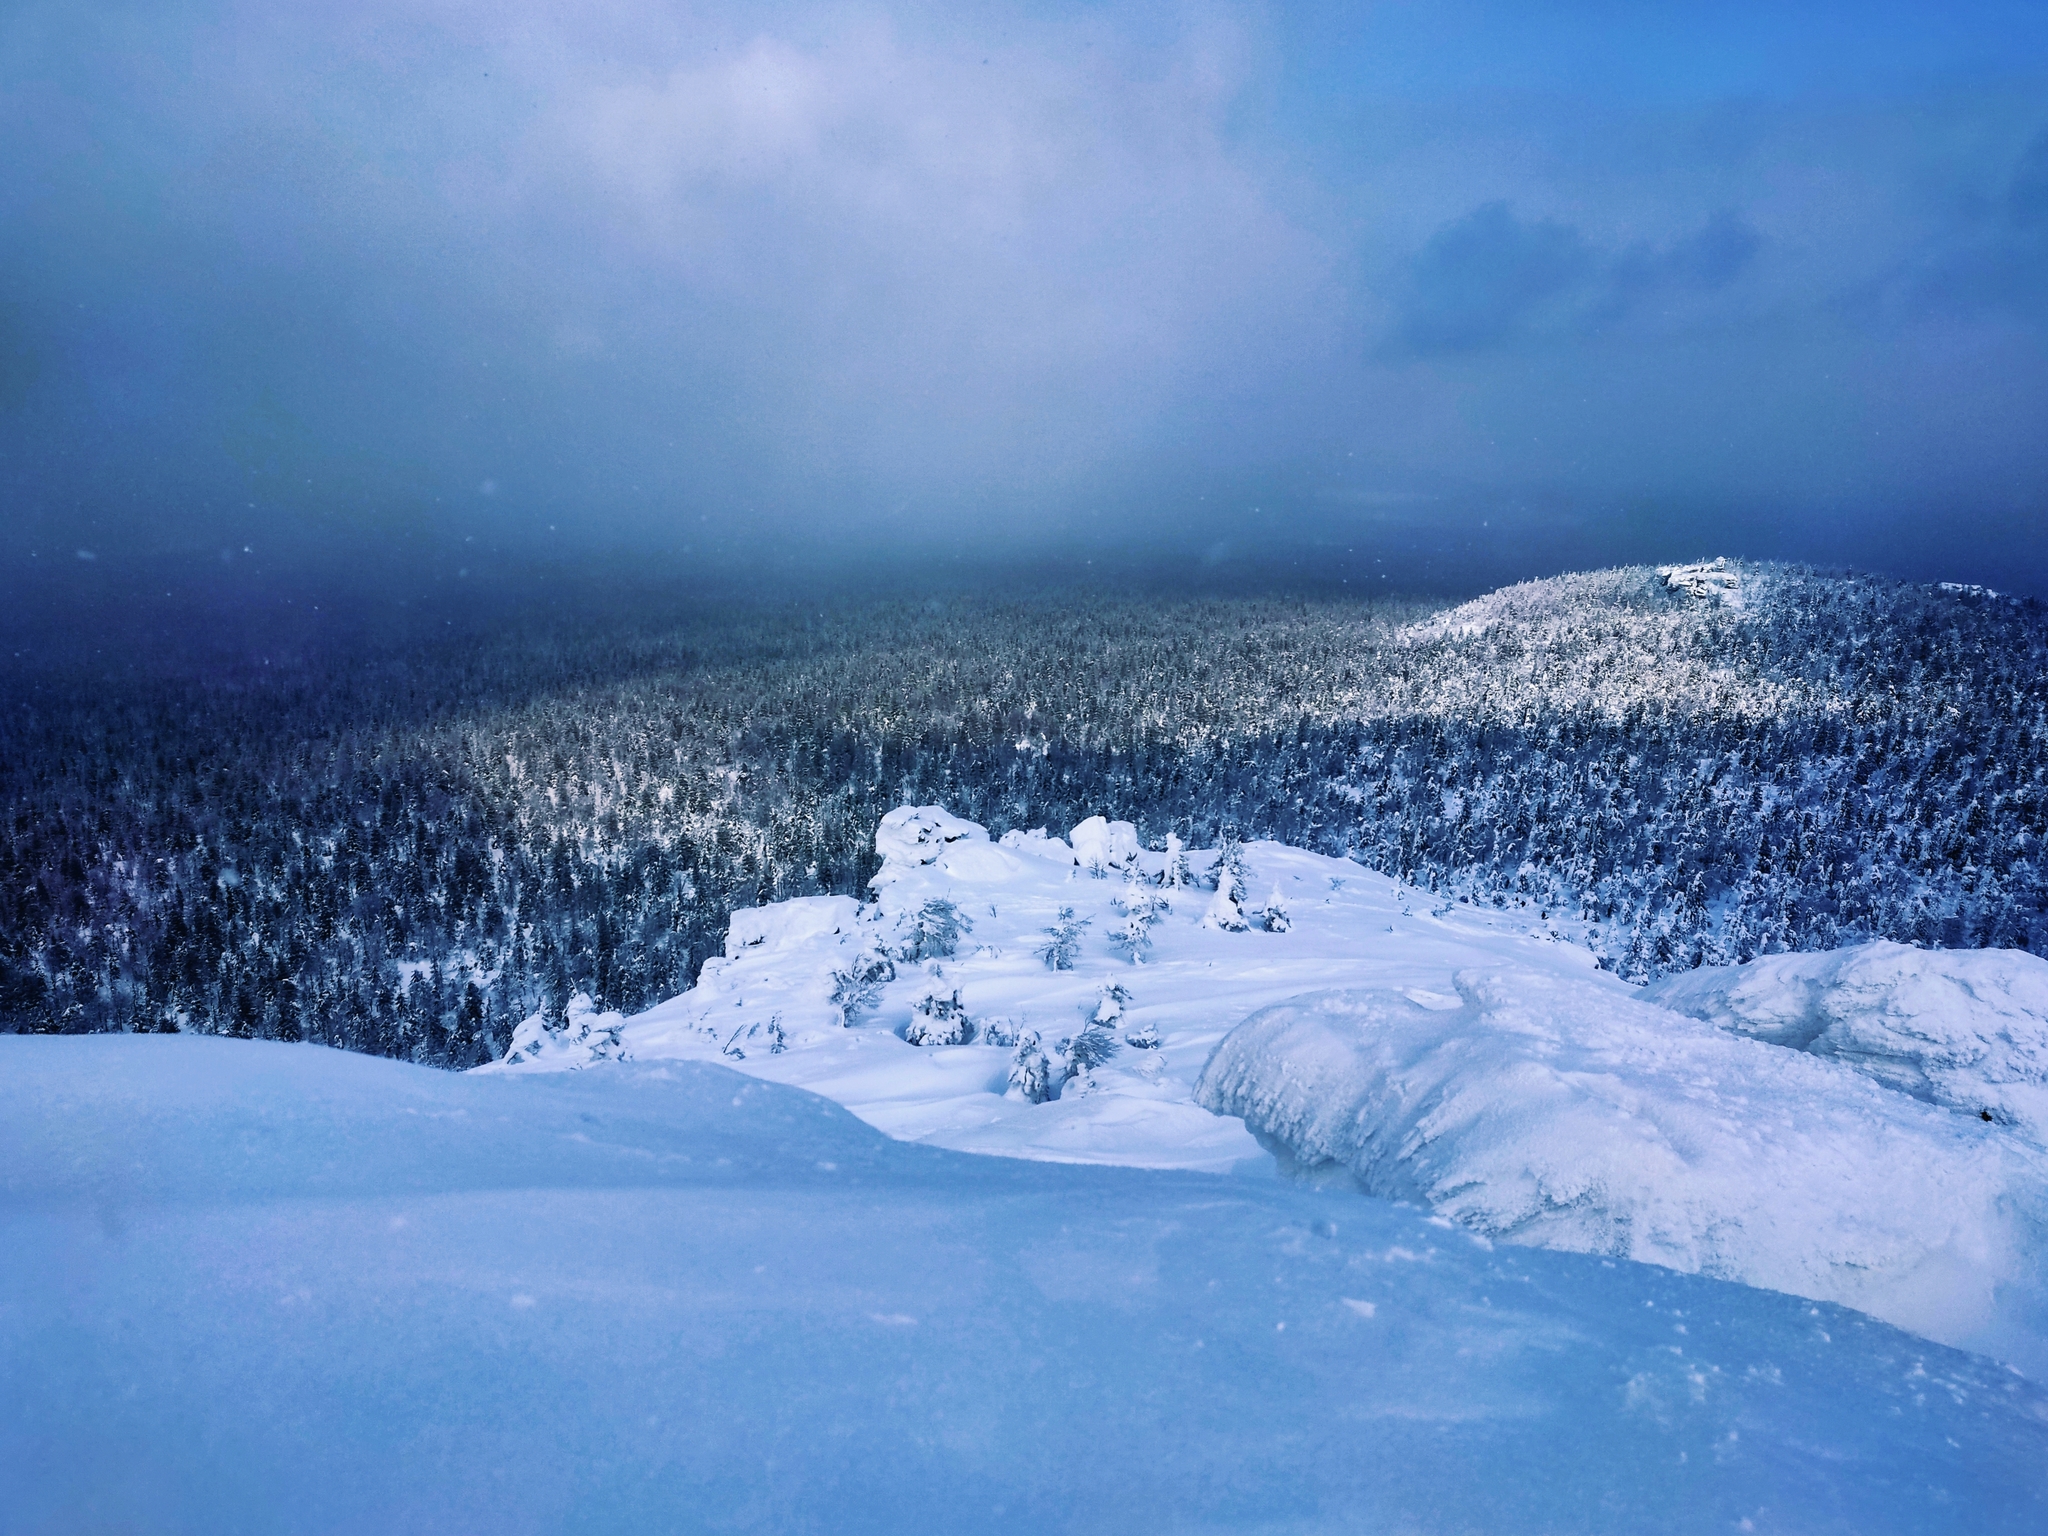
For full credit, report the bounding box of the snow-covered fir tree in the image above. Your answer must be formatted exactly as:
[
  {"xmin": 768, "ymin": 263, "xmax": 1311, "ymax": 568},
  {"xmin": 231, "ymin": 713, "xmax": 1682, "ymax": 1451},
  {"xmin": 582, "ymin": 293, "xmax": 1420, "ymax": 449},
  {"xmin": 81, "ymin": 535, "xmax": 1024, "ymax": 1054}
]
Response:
[{"xmin": 1037, "ymin": 907, "xmax": 1090, "ymax": 970}]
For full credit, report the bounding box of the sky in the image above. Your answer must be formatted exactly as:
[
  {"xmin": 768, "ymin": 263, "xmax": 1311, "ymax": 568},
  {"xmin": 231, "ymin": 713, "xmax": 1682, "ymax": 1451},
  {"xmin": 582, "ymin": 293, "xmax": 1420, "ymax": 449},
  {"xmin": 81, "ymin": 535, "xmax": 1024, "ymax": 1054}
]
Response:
[{"xmin": 4, "ymin": 0, "xmax": 2047, "ymax": 605}]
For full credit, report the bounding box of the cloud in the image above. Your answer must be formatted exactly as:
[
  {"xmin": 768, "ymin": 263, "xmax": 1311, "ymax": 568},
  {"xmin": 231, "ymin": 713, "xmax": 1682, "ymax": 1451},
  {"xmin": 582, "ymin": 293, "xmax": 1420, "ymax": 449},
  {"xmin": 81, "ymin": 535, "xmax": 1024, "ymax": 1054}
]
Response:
[
  {"xmin": 0, "ymin": 0, "xmax": 2044, "ymax": 594},
  {"xmin": 1386, "ymin": 202, "xmax": 1761, "ymax": 357},
  {"xmin": 1890, "ymin": 123, "xmax": 2048, "ymax": 319}
]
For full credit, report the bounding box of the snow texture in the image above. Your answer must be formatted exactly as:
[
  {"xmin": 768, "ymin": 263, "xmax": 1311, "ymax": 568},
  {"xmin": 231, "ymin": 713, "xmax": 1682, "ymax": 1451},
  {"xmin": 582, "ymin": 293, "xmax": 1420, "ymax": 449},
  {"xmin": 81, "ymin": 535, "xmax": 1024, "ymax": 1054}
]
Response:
[
  {"xmin": 1195, "ymin": 971, "xmax": 2048, "ymax": 1376},
  {"xmin": 487, "ymin": 804, "xmax": 2048, "ymax": 1377},
  {"xmin": 1647, "ymin": 939, "xmax": 2048, "ymax": 1137},
  {"xmin": 7, "ymin": 1035, "xmax": 2047, "ymax": 1533}
]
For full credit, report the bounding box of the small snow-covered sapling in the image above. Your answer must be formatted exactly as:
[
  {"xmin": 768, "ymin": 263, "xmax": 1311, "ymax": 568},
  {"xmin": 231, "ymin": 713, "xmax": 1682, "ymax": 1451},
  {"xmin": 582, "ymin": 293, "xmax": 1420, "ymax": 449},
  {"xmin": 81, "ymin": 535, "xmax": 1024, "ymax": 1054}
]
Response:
[
  {"xmin": 1202, "ymin": 884, "xmax": 1250, "ymax": 932},
  {"xmin": 1008, "ymin": 1031, "xmax": 1054, "ymax": 1103},
  {"xmin": 828, "ymin": 946, "xmax": 896, "ymax": 1026},
  {"xmin": 1260, "ymin": 886, "xmax": 1290, "ymax": 933},
  {"xmin": 902, "ymin": 897, "xmax": 972, "ymax": 962},
  {"xmin": 1037, "ymin": 906, "xmax": 1090, "ymax": 970},
  {"xmin": 904, "ymin": 988, "xmax": 973, "ymax": 1046},
  {"xmin": 1093, "ymin": 980, "xmax": 1132, "ymax": 1025},
  {"xmin": 1110, "ymin": 868, "xmax": 1163, "ymax": 961}
]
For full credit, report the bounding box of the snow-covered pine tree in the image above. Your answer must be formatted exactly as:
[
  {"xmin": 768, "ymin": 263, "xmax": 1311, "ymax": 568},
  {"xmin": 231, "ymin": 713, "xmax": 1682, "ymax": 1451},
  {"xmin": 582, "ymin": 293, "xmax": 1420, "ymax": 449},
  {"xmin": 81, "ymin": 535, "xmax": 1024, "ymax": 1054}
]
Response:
[
  {"xmin": 1158, "ymin": 832, "xmax": 1192, "ymax": 891},
  {"xmin": 828, "ymin": 946, "xmax": 895, "ymax": 1026},
  {"xmin": 1260, "ymin": 886, "xmax": 1291, "ymax": 933},
  {"xmin": 1212, "ymin": 837, "xmax": 1249, "ymax": 902},
  {"xmin": 1093, "ymin": 981, "xmax": 1132, "ymax": 1026},
  {"xmin": 1058, "ymin": 1018, "xmax": 1121, "ymax": 1092},
  {"xmin": 1110, "ymin": 866, "xmax": 1163, "ymax": 962},
  {"xmin": 1202, "ymin": 883, "xmax": 1250, "ymax": 932},
  {"xmin": 1037, "ymin": 906, "xmax": 1090, "ymax": 969},
  {"xmin": 904, "ymin": 987, "xmax": 974, "ymax": 1045},
  {"xmin": 1008, "ymin": 1031, "xmax": 1054, "ymax": 1103},
  {"xmin": 979, "ymin": 1016, "xmax": 1020, "ymax": 1047},
  {"xmin": 903, "ymin": 897, "xmax": 972, "ymax": 961}
]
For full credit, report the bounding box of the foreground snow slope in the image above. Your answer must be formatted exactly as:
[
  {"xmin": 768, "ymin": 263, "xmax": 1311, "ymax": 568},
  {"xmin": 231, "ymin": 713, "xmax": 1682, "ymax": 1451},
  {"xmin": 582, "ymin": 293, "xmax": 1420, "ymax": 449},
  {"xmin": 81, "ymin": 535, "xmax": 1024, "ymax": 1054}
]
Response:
[
  {"xmin": 491, "ymin": 807, "xmax": 2048, "ymax": 1375},
  {"xmin": 7, "ymin": 1036, "xmax": 2047, "ymax": 1535}
]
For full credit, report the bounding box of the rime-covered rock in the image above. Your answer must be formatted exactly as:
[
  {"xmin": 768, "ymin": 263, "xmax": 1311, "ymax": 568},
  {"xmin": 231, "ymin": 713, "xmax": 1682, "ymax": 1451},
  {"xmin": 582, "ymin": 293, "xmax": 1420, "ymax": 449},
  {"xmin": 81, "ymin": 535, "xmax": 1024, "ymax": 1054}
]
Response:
[{"xmin": 1649, "ymin": 940, "xmax": 2048, "ymax": 1135}]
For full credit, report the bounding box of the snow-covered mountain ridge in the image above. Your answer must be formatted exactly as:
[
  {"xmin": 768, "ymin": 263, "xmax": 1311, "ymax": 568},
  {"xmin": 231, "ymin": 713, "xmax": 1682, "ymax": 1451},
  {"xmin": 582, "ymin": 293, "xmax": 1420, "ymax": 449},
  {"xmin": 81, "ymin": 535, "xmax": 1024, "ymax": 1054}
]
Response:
[{"xmin": 491, "ymin": 805, "xmax": 2048, "ymax": 1377}]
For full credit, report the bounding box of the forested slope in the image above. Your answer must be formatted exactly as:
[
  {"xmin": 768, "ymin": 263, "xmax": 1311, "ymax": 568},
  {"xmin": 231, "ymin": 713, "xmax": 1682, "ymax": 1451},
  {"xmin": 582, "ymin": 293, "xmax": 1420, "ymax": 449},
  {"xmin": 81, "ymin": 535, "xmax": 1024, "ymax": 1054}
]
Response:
[{"xmin": 3, "ymin": 561, "xmax": 2041, "ymax": 1063}]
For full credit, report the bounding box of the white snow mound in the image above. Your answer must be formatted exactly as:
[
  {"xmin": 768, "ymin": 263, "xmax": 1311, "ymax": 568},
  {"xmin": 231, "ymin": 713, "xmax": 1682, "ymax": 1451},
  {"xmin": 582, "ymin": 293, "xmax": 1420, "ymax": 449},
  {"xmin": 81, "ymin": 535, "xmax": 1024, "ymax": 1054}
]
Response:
[
  {"xmin": 1069, "ymin": 815, "xmax": 1140, "ymax": 871},
  {"xmin": 1647, "ymin": 940, "xmax": 2048, "ymax": 1137},
  {"xmin": 872, "ymin": 805, "xmax": 988, "ymax": 872},
  {"xmin": 726, "ymin": 894, "xmax": 862, "ymax": 958},
  {"xmin": 1195, "ymin": 967, "xmax": 2048, "ymax": 1370},
  {"xmin": 997, "ymin": 826, "xmax": 1075, "ymax": 863}
]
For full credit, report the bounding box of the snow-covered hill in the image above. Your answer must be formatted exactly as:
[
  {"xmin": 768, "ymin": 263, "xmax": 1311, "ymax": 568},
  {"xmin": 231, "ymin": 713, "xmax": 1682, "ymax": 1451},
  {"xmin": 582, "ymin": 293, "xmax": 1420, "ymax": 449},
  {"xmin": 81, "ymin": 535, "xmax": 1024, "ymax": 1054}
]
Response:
[
  {"xmin": 7, "ymin": 1034, "xmax": 2048, "ymax": 1533},
  {"xmin": 491, "ymin": 806, "xmax": 2048, "ymax": 1377}
]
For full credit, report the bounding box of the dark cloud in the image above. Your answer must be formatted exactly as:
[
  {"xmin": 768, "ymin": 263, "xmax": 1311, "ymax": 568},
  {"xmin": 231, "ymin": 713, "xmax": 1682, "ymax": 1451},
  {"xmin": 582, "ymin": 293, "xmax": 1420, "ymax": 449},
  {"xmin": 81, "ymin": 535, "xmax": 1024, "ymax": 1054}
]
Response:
[
  {"xmin": 1388, "ymin": 203, "xmax": 1761, "ymax": 356},
  {"xmin": 0, "ymin": 2, "xmax": 2044, "ymax": 598},
  {"xmin": 1878, "ymin": 123, "xmax": 2048, "ymax": 320},
  {"xmin": 1387, "ymin": 202, "xmax": 1595, "ymax": 356}
]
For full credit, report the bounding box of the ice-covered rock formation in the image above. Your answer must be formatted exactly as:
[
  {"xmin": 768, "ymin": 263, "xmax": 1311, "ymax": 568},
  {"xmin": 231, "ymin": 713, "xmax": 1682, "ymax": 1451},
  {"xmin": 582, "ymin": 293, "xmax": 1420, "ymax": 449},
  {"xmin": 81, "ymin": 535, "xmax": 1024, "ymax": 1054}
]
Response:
[
  {"xmin": 869, "ymin": 804, "xmax": 990, "ymax": 878},
  {"xmin": 486, "ymin": 803, "xmax": 2048, "ymax": 1374},
  {"xmin": 1657, "ymin": 556, "xmax": 1742, "ymax": 604},
  {"xmin": 1647, "ymin": 939, "xmax": 2048, "ymax": 1137}
]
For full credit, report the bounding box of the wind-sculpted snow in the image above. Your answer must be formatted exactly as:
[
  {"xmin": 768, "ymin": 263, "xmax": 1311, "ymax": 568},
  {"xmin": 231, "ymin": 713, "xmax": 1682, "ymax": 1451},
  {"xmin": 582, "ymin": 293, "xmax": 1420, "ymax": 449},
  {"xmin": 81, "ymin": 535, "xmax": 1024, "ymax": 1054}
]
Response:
[
  {"xmin": 1194, "ymin": 972, "xmax": 2048, "ymax": 1375},
  {"xmin": 1648, "ymin": 940, "xmax": 2048, "ymax": 1137},
  {"xmin": 489, "ymin": 804, "xmax": 2048, "ymax": 1377},
  {"xmin": 7, "ymin": 1035, "xmax": 2048, "ymax": 1533}
]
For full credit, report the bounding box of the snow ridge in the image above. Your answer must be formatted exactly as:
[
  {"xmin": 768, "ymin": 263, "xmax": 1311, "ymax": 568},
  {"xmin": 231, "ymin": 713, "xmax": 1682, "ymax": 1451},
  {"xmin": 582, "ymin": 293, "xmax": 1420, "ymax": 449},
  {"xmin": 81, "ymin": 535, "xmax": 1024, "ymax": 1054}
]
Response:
[{"xmin": 1194, "ymin": 969, "xmax": 2048, "ymax": 1373}]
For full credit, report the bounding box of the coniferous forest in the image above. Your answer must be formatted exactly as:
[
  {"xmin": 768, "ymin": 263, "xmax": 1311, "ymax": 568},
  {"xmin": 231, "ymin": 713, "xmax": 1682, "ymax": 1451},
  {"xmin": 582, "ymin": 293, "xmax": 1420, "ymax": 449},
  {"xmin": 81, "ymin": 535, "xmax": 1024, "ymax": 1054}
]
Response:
[{"xmin": 2, "ymin": 561, "xmax": 2042, "ymax": 1066}]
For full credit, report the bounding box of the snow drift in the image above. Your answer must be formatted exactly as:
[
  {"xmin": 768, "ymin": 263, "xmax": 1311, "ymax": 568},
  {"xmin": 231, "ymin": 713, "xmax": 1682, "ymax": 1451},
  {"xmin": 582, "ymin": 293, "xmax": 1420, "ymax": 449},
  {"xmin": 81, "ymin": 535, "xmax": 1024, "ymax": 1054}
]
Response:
[{"xmin": 1195, "ymin": 968, "xmax": 2048, "ymax": 1374}]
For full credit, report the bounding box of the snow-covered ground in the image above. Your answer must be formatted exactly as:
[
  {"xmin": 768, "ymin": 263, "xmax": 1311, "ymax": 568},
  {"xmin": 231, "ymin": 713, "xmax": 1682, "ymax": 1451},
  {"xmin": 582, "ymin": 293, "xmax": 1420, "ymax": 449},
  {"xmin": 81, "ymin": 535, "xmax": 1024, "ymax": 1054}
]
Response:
[
  {"xmin": 8, "ymin": 1034, "xmax": 2048, "ymax": 1533},
  {"xmin": 491, "ymin": 807, "xmax": 2048, "ymax": 1378},
  {"xmin": 489, "ymin": 807, "xmax": 1616, "ymax": 1174}
]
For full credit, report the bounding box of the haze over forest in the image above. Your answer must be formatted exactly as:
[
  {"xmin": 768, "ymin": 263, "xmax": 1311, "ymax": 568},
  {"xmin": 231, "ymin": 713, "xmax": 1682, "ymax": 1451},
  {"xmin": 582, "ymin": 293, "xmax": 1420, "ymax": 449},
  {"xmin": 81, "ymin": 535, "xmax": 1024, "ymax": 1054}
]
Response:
[{"xmin": 5, "ymin": 0, "xmax": 2048, "ymax": 654}]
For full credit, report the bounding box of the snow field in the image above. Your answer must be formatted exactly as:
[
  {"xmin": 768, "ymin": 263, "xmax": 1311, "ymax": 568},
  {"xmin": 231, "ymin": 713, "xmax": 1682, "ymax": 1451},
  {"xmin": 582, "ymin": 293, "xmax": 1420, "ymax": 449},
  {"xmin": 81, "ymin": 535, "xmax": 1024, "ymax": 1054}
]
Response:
[{"xmin": 6, "ymin": 1035, "xmax": 2047, "ymax": 1533}]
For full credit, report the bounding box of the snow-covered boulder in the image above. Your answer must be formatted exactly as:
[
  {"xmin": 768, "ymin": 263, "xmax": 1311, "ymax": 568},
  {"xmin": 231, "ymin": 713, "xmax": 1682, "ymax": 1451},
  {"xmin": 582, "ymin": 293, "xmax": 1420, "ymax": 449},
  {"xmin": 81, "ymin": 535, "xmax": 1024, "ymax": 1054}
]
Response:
[
  {"xmin": 1194, "ymin": 968, "xmax": 2048, "ymax": 1370},
  {"xmin": 873, "ymin": 806, "xmax": 988, "ymax": 871},
  {"xmin": 1648, "ymin": 940, "xmax": 2048, "ymax": 1138},
  {"xmin": 725, "ymin": 895, "xmax": 862, "ymax": 959},
  {"xmin": 1657, "ymin": 557, "xmax": 1742, "ymax": 605},
  {"xmin": 998, "ymin": 827, "xmax": 1076, "ymax": 864},
  {"xmin": 497, "ymin": 993, "xmax": 630, "ymax": 1072},
  {"xmin": 1069, "ymin": 815, "xmax": 1140, "ymax": 872}
]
